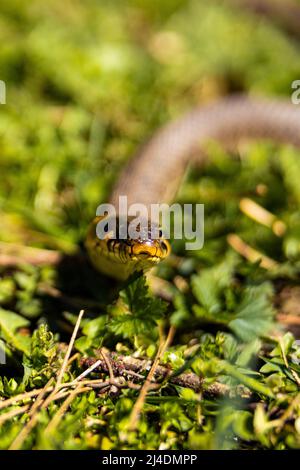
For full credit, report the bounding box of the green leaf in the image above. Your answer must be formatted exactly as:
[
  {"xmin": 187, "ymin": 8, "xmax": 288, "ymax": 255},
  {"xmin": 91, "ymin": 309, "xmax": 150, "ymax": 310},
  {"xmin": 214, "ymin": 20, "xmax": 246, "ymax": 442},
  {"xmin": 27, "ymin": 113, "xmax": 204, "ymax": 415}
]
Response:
[
  {"xmin": 191, "ymin": 253, "xmax": 236, "ymax": 315},
  {"xmin": 221, "ymin": 360, "xmax": 274, "ymax": 398},
  {"xmin": 270, "ymin": 332, "xmax": 295, "ymax": 358},
  {"xmin": 229, "ymin": 283, "xmax": 275, "ymax": 342},
  {"xmin": 74, "ymin": 335, "xmax": 92, "ymax": 354},
  {"xmin": 232, "ymin": 411, "xmax": 254, "ymax": 442},
  {"xmin": 170, "ymin": 292, "xmax": 191, "ymax": 327},
  {"xmin": 0, "ymin": 308, "xmax": 30, "ymax": 354},
  {"xmin": 22, "ymin": 324, "xmax": 58, "ymax": 386},
  {"xmin": 82, "ymin": 315, "xmax": 108, "ymax": 339},
  {"xmin": 260, "ymin": 360, "xmax": 283, "ymax": 374},
  {"xmin": 108, "ymin": 276, "xmax": 167, "ymax": 340},
  {"xmin": 0, "ymin": 278, "xmax": 15, "ymax": 304}
]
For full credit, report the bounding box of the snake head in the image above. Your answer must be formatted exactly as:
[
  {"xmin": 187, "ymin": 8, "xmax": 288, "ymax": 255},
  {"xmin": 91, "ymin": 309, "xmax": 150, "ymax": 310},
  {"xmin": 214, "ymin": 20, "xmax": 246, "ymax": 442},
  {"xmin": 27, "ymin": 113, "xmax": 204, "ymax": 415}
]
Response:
[{"xmin": 85, "ymin": 215, "xmax": 171, "ymax": 280}]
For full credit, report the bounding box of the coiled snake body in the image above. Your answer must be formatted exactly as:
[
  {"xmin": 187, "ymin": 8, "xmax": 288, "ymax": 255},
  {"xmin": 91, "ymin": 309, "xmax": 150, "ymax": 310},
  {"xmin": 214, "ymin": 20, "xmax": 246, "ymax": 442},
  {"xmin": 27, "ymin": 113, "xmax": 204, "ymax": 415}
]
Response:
[{"xmin": 86, "ymin": 95, "xmax": 300, "ymax": 280}]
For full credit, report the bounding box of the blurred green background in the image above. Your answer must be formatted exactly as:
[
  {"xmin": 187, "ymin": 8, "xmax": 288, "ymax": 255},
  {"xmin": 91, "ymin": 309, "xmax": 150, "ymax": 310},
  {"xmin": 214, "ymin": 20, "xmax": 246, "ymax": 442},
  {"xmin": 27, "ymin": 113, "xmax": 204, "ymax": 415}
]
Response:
[{"xmin": 1, "ymin": 0, "xmax": 300, "ymax": 251}]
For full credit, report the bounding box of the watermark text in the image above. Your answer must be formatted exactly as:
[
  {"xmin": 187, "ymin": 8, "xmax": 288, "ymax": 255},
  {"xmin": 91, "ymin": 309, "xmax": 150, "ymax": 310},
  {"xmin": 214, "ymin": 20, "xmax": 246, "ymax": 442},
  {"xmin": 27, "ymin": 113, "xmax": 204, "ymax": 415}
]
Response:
[
  {"xmin": 291, "ymin": 80, "xmax": 300, "ymax": 104},
  {"xmin": 96, "ymin": 196, "xmax": 204, "ymax": 251},
  {"xmin": 0, "ymin": 80, "xmax": 6, "ymax": 104}
]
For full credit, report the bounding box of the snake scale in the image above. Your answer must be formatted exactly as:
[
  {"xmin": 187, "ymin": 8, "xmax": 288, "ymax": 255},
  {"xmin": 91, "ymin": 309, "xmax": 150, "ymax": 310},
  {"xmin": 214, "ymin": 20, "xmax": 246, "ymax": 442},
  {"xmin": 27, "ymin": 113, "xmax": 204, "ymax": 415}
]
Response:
[{"xmin": 85, "ymin": 95, "xmax": 300, "ymax": 279}]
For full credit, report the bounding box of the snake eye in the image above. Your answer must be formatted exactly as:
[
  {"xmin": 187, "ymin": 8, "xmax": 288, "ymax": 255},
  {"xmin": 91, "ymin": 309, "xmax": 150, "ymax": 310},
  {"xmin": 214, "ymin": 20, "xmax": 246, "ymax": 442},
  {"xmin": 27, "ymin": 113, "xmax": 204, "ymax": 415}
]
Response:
[{"xmin": 160, "ymin": 240, "xmax": 170, "ymax": 254}]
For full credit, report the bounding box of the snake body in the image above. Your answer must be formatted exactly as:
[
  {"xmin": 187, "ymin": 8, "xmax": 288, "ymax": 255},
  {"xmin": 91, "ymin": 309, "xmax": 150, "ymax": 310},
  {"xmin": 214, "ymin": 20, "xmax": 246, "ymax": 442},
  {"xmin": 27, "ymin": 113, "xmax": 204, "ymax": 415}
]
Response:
[{"xmin": 86, "ymin": 95, "xmax": 300, "ymax": 279}]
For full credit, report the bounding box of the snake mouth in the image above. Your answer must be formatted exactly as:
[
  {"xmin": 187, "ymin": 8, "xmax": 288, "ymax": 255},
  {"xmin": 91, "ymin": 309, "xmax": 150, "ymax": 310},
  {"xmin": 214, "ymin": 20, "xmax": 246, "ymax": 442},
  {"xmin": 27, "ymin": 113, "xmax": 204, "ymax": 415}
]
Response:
[
  {"xmin": 130, "ymin": 239, "xmax": 169, "ymax": 259},
  {"xmin": 98, "ymin": 216, "xmax": 171, "ymax": 262},
  {"xmin": 85, "ymin": 215, "xmax": 171, "ymax": 280}
]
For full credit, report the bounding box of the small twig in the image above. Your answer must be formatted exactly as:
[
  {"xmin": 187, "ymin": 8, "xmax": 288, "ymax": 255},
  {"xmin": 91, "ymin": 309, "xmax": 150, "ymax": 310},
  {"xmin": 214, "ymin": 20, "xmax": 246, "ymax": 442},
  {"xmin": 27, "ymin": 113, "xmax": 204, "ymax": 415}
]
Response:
[
  {"xmin": 44, "ymin": 380, "xmax": 109, "ymax": 402},
  {"xmin": 100, "ymin": 349, "xmax": 115, "ymax": 381},
  {"xmin": 40, "ymin": 327, "xmax": 84, "ymax": 411},
  {"xmin": 8, "ymin": 310, "xmax": 85, "ymax": 449},
  {"xmin": 8, "ymin": 408, "xmax": 41, "ymax": 450},
  {"xmin": 6, "ymin": 378, "xmax": 111, "ymax": 449},
  {"xmin": 0, "ymin": 241, "xmax": 62, "ymax": 267},
  {"xmin": 0, "ymin": 389, "xmax": 45, "ymax": 411},
  {"xmin": 127, "ymin": 325, "xmax": 176, "ymax": 431},
  {"xmin": 81, "ymin": 352, "xmax": 206, "ymax": 393},
  {"xmin": 0, "ymin": 377, "xmax": 110, "ymax": 420},
  {"xmin": 277, "ymin": 313, "xmax": 300, "ymax": 326},
  {"xmin": 123, "ymin": 369, "xmax": 145, "ymax": 380},
  {"xmin": 43, "ymin": 385, "xmax": 89, "ymax": 435},
  {"xmin": 8, "ymin": 377, "xmax": 54, "ymax": 450},
  {"xmin": 55, "ymin": 309, "xmax": 85, "ymax": 391},
  {"xmin": 278, "ymin": 338, "xmax": 289, "ymax": 369},
  {"xmin": 27, "ymin": 377, "xmax": 54, "ymax": 419},
  {"xmin": 82, "ymin": 380, "xmax": 111, "ymax": 390},
  {"xmin": 127, "ymin": 382, "xmax": 142, "ymax": 390},
  {"xmin": 0, "ymin": 405, "xmax": 30, "ymax": 426},
  {"xmin": 291, "ymin": 370, "xmax": 300, "ymax": 388},
  {"xmin": 276, "ymin": 392, "xmax": 300, "ymax": 433},
  {"xmin": 239, "ymin": 198, "xmax": 286, "ymax": 237},
  {"xmin": 67, "ymin": 352, "xmax": 80, "ymax": 366},
  {"xmin": 74, "ymin": 359, "xmax": 102, "ymax": 382},
  {"xmin": 227, "ymin": 233, "xmax": 278, "ymax": 270}
]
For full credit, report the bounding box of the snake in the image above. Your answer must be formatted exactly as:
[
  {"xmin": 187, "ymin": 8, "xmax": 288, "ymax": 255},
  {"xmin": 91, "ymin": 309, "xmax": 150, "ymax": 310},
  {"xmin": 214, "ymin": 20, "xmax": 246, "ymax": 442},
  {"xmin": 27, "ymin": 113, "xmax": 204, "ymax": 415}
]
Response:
[{"xmin": 85, "ymin": 95, "xmax": 300, "ymax": 280}]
